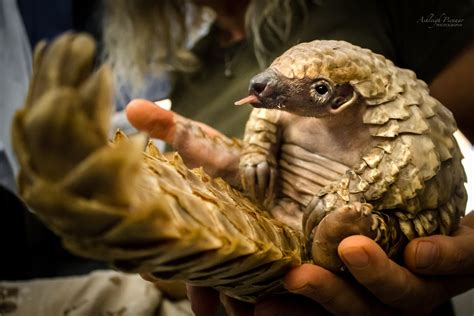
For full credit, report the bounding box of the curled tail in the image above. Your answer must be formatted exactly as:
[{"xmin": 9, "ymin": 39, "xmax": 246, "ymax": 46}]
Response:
[{"xmin": 12, "ymin": 33, "xmax": 306, "ymax": 302}]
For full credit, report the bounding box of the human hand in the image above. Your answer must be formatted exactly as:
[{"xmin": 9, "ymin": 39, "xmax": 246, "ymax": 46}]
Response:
[
  {"xmin": 279, "ymin": 212, "xmax": 474, "ymax": 315},
  {"xmin": 125, "ymin": 99, "xmax": 242, "ymax": 185},
  {"xmin": 187, "ymin": 286, "xmax": 261, "ymax": 316},
  {"xmin": 186, "ymin": 283, "xmax": 335, "ymax": 316}
]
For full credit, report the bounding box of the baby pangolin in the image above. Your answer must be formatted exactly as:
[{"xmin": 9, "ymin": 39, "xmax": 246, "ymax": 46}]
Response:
[
  {"xmin": 237, "ymin": 40, "xmax": 466, "ymax": 271},
  {"xmin": 13, "ymin": 34, "xmax": 466, "ymax": 302}
]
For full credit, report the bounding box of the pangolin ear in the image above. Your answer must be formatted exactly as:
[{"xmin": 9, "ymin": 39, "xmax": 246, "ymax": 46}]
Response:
[{"xmin": 351, "ymin": 80, "xmax": 385, "ymax": 100}]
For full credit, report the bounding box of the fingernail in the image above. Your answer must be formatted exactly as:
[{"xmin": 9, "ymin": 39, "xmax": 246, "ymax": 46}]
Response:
[
  {"xmin": 284, "ymin": 276, "xmax": 316, "ymax": 295},
  {"xmin": 285, "ymin": 284, "xmax": 308, "ymax": 294},
  {"xmin": 415, "ymin": 241, "xmax": 438, "ymax": 269},
  {"xmin": 340, "ymin": 247, "xmax": 369, "ymax": 268}
]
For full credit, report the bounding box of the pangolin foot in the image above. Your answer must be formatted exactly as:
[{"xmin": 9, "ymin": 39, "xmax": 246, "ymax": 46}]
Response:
[{"xmin": 311, "ymin": 202, "xmax": 377, "ymax": 272}]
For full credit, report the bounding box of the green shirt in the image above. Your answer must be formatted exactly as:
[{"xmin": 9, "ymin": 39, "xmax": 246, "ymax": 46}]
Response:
[{"xmin": 170, "ymin": 0, "xmax": 473, "ymax": 138}]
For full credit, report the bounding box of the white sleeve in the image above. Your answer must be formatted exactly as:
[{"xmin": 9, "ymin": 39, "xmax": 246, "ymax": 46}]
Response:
[{"xmin": 0, "ymin": 0, "xmax": 32, "ymax": 177}]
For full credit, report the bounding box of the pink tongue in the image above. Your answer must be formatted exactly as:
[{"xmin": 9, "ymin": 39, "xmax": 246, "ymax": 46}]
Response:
[{"xmin": 234, "ymin": 95, "xmax": 261, "ymax": 106}]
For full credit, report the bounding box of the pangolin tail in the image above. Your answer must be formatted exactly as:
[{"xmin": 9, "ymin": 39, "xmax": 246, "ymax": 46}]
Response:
[{"xmin": 11, "ymin": 33, "xmax": 306, "ymax": 302}]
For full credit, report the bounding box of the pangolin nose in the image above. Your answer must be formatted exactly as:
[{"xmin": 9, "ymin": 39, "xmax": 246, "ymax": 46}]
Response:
[
  {"xmin": 249, "ymin": 72, "xmax": 276, "ymax": 97},
  {"xmin": 250, "ymin": 81, "xmax": 267, "ymax": 95}
]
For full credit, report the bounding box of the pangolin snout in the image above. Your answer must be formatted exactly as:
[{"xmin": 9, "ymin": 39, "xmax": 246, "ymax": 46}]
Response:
[
  {"xmin": 234, "ymin": 70, "xmax": 280, "ymax": 107},
  {"xmin": 249, "ymin": 70, "xmax": 278, "ymax": 98}
]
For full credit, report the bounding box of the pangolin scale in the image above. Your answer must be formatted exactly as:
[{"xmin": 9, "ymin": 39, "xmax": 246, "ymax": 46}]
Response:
[{"xmin": 12, "ymin": 34, "xmax": 466, "ymax": 302}]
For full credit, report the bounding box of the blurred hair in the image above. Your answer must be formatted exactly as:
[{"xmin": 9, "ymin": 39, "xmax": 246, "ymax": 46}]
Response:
[
  {"xmin": 245, "ymin": 0, "xmax": 306, "ymax": 67},
  {"xmin": 103, "ymin": 0, "xmax": 306, "ymax": 87}
]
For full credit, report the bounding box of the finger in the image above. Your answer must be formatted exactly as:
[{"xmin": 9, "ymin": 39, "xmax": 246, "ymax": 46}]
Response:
[
  {"xmin": 186, "ymin": 285, "xmax": 221, "ymax": 316},
  {"xmin": 220, "ymin": 293, "xmax": 254, "ymax": 316},
  {"xmin": 404, "ymin": 225, "xmax": 474, "ymax": 275},
  {"xmin": 139, "ymin": 272, "xmax": 156, "ymax": 283},
  {"xmin": 255, "ymin": 294, "xmax": 330, "ymax": 316},
  {"xmin": 338, "ymin": 235, "xmax": 445, "ymax": 311},
  {"xmin": 127, "ymin": 99, "xmax": 242, "ymax": 182},
  {"xmin": 126, "ymin": 99, "xmax": 225, "ymax": 143},
  {"xmin": 284, "ymin": 264, "xmax": 394, "ymax": 315},
  {"xmin": 125, "ymin": 99, "xmax": 176, "ymax": 142}
]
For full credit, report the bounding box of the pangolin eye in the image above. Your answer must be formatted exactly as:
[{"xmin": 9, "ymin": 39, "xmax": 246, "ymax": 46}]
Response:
[
  {"xmin": 314, "ymin": 84, "xmax": 328, "ymax": 95},
  {"xmin": 310, "ymin": 79, "xmax": 332, "ymax": 101}
]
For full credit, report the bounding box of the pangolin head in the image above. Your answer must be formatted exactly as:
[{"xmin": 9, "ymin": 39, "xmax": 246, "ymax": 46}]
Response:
[{"xmin": 236, "ymin": 40, "xmax": 394, "ymax": 117}]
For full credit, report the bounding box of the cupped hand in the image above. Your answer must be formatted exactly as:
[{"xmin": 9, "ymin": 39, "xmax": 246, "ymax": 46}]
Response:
[
  {"xmin": 280, "ymin": 212, "xmax": 474, "ymax": 315},
  {"xmin": 188, "ymin": 212, "xmax": 474, "ymax": 315}
]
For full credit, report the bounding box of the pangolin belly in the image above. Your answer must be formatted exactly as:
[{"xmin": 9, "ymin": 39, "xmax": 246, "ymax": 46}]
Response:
[{"xmin": 278, "ymin": 143, "xmax": 349, "ymax": 206}]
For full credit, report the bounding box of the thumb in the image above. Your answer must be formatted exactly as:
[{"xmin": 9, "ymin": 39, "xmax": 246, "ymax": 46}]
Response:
[
  {"xmin": 125, "ymin": 98, "xmax": 176, "ymax": 143},
  {"xmin": 404, "ymin": 222, "xmax": 474, "ymax": 275}
]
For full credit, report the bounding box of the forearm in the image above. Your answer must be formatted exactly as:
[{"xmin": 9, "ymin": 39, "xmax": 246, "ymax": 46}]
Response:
[{"xmin": 429, "ymin": 44, "xmax": 474, "ymax": 142}]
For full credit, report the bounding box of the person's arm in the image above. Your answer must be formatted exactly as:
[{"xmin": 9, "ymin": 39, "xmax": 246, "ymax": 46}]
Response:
[{"xmin": 429, "ymin": 44, "xmax": 474, "ymax": 142}]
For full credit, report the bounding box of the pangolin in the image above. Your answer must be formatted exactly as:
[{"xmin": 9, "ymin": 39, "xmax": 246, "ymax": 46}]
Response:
[
  {"xmin": 12, "ymin": 34, "xmax": 466, "ymax": 303},
  {"xmin": 237, "ymin": 39, "xmax": 467, "ymax": 270}
]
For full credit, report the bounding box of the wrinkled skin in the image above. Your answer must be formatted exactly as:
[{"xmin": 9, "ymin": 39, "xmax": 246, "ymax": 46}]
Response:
[{"xmin": 126, "ymin": 99, "xmax": 242, "ymax": 187}]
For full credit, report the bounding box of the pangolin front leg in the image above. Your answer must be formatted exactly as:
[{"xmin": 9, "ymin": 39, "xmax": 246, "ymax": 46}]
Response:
[{"xmin": 240, "ymin": 108, "xmax": 281, "ymax": 207}]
